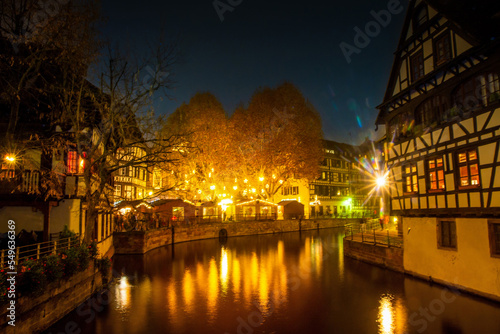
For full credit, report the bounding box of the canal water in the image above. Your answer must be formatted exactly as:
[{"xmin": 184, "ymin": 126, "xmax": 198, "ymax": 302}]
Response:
[{"xmin": 46, "ymin": 228, "xmax": 500, "ymax": 334}]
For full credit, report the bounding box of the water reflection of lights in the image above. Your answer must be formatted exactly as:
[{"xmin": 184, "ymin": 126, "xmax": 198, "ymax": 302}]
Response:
[
  {"xmin": 378, "ymin": 294, "xmax": 394, "ymax": 334},
  {"xmin": 116, "ymin": 276, "xmax": 132, "ymax": 311},
  {"xmin": 220, "ymin": 247, "xmax": 229, "ymax": 293},
  {"xmin": 377, "ymin": 294, "xmax": 408, "ymax": 334},
  {"xmin": 337, "ymin": 233, "xmax": 344, "ymax": 282},
  {"xmin": 183, "ymin": 269, "xmax": 194, "ymax": 313},
  {"xmin": 232, "ymin": 258, "xmax": 241, "ymax": 301},
  {"xmin": 258, "ymin": 268, "xmax": 269, "ymax": 313},
  {"xmin": 311, "ymin": 238, "xmax": 323, "ymax": 275},
  {"xmin": 207, "ymin": 258, "xmax": 219, "ymax": 322}
]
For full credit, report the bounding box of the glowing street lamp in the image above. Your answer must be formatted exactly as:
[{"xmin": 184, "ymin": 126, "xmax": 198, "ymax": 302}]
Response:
[
  {"xmin": 376, "ymin": 175, "xmax": 387, "ymax": 188},
  {"xmin": 4, "ymin": 155, "xmax": 15, "ymax": 163}
]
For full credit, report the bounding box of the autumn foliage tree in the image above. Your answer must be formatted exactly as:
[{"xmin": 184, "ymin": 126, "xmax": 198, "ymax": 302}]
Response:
[
  {"xmin": 164, "ymin": 83, "xmax": 324, "ymax": 202},
  {"xmin": 231, "ymin": 82, "xmax": 323, "ymax": 200},
  {"xmin": 162, "ymin": 92, "xmax": 234, "ymax": 201}
]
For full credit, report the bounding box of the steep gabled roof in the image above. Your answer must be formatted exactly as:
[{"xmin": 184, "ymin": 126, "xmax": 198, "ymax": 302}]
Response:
[{"xmin": 376, "ymin": 0, "xmax": 500, "ymax": 125}]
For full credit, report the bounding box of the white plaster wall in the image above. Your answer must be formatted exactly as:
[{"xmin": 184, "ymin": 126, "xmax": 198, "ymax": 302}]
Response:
[
  {"xmin": 404, "ymin": 217, "xmax": 500, "ymax": 299},
  {"xmin": 0, "ymin": 206, "xmax": 44, "ymax": 232}
]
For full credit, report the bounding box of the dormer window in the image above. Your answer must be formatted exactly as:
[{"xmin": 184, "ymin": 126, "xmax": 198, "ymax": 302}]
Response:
[{"xmin": 413, "ymin": 5, "xmax": 428, "ymax": 30}]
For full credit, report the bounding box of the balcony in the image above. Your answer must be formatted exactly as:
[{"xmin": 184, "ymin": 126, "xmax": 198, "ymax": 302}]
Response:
[{"xmin": 0, "ymin": 170, "xmax": 40, "ymax": 195}]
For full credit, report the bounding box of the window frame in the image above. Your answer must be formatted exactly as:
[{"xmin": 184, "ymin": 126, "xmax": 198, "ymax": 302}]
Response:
[
  {"xmin": 434, "ymin": 33, "xmax": 452, "ymax": 67},
  {"xmin": 410, "ymin": 50, "xmax": 425, "ymax": 82},
  {"xmin": 488, "ymin": 220, "xmax": 500, "ymax": 258},
  {"xmin": 415, "ymin": 96, "xmax": 447, "ymax": 127},
  {"xmin": 456, "ymin": 148, "xmax": 480, "ymax": 189},
  {"xmin": 437, "ymin": 219, "xmax": 457, "ymax": 250},
  {"xmin": 67, "ymin": 150, "xmax": 78, "ymax": 174},
  {"xmin": 402, "ymin": 163, "xmax": 419, "ymax": 194},
  {"xmin": 426, "ymin": 156, "xmax": 445, "ymax": 192},
  {"xmin": 114, "ymin": 184, "xmax": 122, "ymax": 198}
]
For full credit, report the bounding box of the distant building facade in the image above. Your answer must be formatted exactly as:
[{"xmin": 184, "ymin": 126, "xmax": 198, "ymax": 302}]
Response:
[{"xmin": 274, "ymin": 140, "xmax": 379, "ymax": 218}]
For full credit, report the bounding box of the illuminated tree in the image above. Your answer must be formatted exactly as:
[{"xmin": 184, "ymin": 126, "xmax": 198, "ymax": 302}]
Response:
[
  {"xmin": 231, "ymin": 82, "xmax": 323, "ymax": 201},
  {"xmin": 162, "ymin": 92, "xmax": 234, "ymax": 201}
]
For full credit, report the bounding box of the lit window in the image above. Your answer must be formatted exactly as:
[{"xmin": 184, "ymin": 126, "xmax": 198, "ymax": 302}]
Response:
[
  {"xmin": 427, "ymin": 157, "xmax": 445, "ymax": 191},
  {"xmin": 403, "ymin": 163, "xmax": 418, "ymax": 193},
  {"xmin": 78, "ymin": 152, "xmax": 87, "ymax": 174},
  {"xmin": 115, "ymin": 185, "xmax": 121, "ymax": 198},
  {"xmin": 67, "ymin": 151, "xmax": 78, "ymax": 174},
  {"xmin": 457, "ymin": 149, "xmax": 480, "ymax": 188}
]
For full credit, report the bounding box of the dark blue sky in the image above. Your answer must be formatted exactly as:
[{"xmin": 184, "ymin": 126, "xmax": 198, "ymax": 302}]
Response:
[{"xmin": 102, "ymin": 0, "xmax": 407, "ymax": 145}]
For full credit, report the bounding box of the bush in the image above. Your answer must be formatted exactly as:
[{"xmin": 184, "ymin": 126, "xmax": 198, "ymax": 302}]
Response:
[
  {"xmin": 43, "ymin": 254, "xmax": 63, "ymax": 282},
  {"xmin": 88, "ymin": 241, "xmax": 98, "ymax": 259},
  {"xmin": 77, "ymin": 244, "xmax": 91, "ymax": 271},
  {"xmin": 60, "ymin": 248, "xmax": 79, "ymax": 278},
  {"xmin": 60, "ymin": 225, "xmax": 77, "ymax": 240},
  {"xmin": 97, "ymin": 257, "xmax": 111, "ymax": 280},
  {"xmin": 0, "ymin": 269, "xmax": 8, "ymax": 302},
  {"xmin": 19, "ymin": 259, "xmax": 46, "ymax": 295}
]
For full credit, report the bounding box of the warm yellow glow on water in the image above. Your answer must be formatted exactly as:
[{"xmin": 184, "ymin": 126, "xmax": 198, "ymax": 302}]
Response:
[
  {"xmin": 207, "ymin": 258, "xmax": 219, "ymax": 322},
  {"xmin": 45, "ymin": 230, "xmax": 500, "ymax": 334},
  {"xmin": 232, "ymin": 258, "xmax": 241, "ymax": 300},
  {"xmin": 220, "ymin": 247, "xmax": 229, "ymax": 293},
  {"xmin": 377, "ymin": 294, "xmax": 409, "ymax": 334},
  {"xmin": 183, "ymin": 269, "xmax": 194, "ymax": 313},
  {"xmin": 116, "ymin": 276, "xmax": 132, "ymax": 312},
  {"xmin": 378, "ymin": 294, "xmax": 394, "ymax": 334}
]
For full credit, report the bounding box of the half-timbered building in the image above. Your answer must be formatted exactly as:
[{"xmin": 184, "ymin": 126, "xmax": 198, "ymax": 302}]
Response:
[{"xmin": 376, "ymin": 0, "xmax": 500, "ymax": 300}]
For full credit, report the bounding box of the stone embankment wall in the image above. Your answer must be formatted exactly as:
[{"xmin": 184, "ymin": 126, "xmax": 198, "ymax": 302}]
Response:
[
  {"xmin": 114, "ymin": 218, "xmax": 349, "ymax": 254},
  {"xmin": 343, "ymin": 238, "xmax": 404, "ymax": 273},
  {"xmin": 0, "ymin": 264, "xmax": 107, "ymax": 334}
]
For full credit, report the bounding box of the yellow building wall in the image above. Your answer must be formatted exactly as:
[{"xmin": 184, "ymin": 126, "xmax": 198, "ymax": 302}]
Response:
[
  {"xmin": 0, "ymin": 207, "xmax": 44, "ymax": 232},
  {"xmin": 454, "ymin": 34, "xmax": 473, "ymax": 56},
  {"xmin": 403, "ymin": 217, "xmax": 500, "ymax": 300},
  {"xmin": 51, "ymin": 199, "xmax": 81, "ymax": 234},
  {"xmin": 272, "ymin": 179, "xmax": 310, "ymax": 217}
]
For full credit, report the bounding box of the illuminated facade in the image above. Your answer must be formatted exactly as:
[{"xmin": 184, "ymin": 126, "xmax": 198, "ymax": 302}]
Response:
[
  {"xmin": 274, "ymin": 140, "xmax": 379, "ymax": 218},
  {"xmin": 0, "ymin": 127, "xmax": 114, "ymax": 243},
  {"xmin": 113, "ymin": 146, "xmax": 149, "ymax": 201},
  {"xmin": 376, "ymin": 0, "xmax": 500, "ymax": 300}
]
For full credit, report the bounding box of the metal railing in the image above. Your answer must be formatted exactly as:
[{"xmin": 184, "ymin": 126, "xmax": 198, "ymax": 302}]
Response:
[
  {"xmin": 344, "ymin": 222, "xmax": 402, "ymax": 248},
  {"xmin": 0, "ymin": 236, "xmax": 80, "ymax": 269}
]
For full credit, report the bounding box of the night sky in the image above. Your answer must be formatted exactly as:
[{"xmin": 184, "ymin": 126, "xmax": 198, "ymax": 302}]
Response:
[{"xmin": 101, "ymin": 0, "xmax": 407, "ymax": 145}]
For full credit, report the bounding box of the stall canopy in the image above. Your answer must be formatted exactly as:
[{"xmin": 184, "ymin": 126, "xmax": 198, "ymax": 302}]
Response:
[
  {"xmin": 151, "ymin": 199, "xmax": 196, "ymax": 222},
  {"xmin": 235, "ymin": 199, "xmax": 277, "ymax": 220}
]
